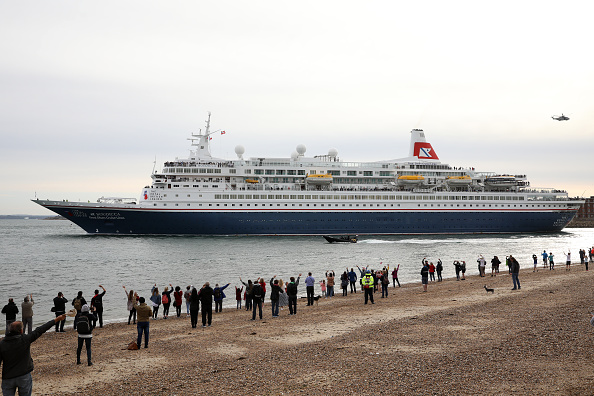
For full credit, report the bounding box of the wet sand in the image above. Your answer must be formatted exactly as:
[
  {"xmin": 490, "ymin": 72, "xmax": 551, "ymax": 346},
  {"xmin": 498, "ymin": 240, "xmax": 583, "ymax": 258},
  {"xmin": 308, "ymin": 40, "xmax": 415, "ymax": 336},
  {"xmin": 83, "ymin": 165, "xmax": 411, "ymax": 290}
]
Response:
[{"xmin": 28, "ymin": 265, "xmax": 594, "ymax": 395}]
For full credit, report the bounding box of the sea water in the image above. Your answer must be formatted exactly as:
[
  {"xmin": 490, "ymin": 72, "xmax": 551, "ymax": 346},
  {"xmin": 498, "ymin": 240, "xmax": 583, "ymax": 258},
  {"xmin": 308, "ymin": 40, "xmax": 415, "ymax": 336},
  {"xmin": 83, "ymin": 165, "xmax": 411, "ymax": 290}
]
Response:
[{"xmin": 1, "ymin": 219, "xmax": 592, "ymax": 332}]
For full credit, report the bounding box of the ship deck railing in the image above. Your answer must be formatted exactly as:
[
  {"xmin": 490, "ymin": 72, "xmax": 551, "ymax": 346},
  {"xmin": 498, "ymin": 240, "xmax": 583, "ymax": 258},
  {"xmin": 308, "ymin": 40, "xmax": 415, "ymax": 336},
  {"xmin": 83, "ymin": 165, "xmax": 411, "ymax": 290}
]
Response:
[{"xmin": 163, "ymin": 161, "xmax": 235, "ymax": 168}]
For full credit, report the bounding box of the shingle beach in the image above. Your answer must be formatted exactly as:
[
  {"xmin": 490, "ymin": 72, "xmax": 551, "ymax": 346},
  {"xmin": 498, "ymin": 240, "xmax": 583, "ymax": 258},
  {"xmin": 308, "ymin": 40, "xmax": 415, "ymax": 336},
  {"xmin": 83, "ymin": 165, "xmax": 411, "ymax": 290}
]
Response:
[{"xmin": 29, "ymin": 266, "xmax": 594, "ymax": 395}]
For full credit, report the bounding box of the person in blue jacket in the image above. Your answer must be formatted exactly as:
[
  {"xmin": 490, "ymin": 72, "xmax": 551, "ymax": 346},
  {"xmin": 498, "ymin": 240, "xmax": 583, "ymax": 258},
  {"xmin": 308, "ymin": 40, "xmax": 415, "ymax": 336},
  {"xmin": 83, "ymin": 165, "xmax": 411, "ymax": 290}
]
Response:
[
  {"xmin": 213, "ymin": 283, "xmax": 230, "ymax": 313},
  {"xmin": 347, "ymin": 268, "xmax": 358, "ymax": 293}
]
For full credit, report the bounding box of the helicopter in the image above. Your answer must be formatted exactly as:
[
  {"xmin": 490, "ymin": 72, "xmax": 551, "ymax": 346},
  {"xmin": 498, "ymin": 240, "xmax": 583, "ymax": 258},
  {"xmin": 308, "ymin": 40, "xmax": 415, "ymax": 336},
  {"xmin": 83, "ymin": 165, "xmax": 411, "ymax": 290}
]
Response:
[{"xmin": 552, "ymin": 114, "xmax": 570, "ymax": 121}]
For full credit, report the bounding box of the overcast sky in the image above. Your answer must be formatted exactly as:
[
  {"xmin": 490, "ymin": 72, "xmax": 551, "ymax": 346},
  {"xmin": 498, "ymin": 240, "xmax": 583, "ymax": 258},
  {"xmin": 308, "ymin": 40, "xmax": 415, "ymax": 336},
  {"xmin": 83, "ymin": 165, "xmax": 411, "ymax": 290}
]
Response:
[{"xmin": 1, "ymin": 1, "xmax": 593, "ymax": 215}]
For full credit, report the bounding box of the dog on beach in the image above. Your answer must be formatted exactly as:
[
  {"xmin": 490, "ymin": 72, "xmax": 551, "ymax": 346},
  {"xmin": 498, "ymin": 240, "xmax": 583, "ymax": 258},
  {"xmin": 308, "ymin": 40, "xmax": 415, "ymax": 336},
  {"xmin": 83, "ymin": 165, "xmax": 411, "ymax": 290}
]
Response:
[
  {"xmin": 484, "ymin": 285, "xmax": 494, "ymax": 294},
  {"xmin": 300, "ymin": 295, "xmax": 322, "ymax": 305}
]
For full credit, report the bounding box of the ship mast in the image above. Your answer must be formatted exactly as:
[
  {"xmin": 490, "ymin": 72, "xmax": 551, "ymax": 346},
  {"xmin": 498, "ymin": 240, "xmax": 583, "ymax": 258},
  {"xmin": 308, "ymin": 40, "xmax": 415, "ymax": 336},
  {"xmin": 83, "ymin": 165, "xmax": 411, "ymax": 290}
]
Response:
[{"xmin": 189, "ymin": 112, "xmax": 216, "ymax": 159}]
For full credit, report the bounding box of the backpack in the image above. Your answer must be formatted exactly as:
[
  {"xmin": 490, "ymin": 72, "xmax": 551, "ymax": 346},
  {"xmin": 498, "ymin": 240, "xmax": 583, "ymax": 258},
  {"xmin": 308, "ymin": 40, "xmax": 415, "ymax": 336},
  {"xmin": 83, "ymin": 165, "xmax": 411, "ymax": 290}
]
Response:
[
  {"xmin": 73, "ymin": 298, "xmax": 82, "ymax": 311},
  {"xmin": 252, "ymin": 285, "xmax": 263, "ymax": 300},
  {"xmin": 127, "ymin": 341, "xmax": 139, "ymax": 350},
  {"xmin": 214, "ymin": 288, "xmax": 221, "ymax": 299},
  {"xmin": 162, "ymin": 294, "xmax": 169, "ymax": 304},
  {"xmin": 77, "ymin": 315, "xmax": 90, "ymax": 333}
]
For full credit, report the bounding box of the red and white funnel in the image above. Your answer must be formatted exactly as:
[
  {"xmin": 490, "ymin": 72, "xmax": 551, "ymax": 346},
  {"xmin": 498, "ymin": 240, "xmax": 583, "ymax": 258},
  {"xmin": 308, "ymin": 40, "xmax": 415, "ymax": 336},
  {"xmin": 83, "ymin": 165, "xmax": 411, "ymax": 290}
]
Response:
[{"xmin": 409, "ymin": 129, "xmax": 439, "ymax": 160}]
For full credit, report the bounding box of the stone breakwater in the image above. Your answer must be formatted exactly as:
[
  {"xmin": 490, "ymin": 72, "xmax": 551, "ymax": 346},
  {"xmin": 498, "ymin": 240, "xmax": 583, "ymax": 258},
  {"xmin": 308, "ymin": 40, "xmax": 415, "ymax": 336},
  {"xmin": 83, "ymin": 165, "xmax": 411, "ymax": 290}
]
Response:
[{"xmin": 26, "ymin": 266, "xmax": 594, "ymax": 395}]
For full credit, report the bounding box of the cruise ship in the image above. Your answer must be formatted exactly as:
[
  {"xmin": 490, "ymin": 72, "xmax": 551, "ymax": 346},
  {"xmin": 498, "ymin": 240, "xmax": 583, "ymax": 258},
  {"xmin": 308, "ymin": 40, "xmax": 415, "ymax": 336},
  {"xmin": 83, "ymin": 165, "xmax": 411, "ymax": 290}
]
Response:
[{"xmin": 33, "ymin": 114, "xmax": 583, "ymax": 235}]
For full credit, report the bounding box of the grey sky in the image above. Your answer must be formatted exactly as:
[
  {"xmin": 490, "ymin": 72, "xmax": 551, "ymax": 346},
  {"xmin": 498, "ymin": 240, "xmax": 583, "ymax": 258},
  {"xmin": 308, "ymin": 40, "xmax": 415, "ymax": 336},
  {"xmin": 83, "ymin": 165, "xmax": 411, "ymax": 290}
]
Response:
[{"xmin": 1, "ymin": 1, "xmax": 593, "ymax": 214}]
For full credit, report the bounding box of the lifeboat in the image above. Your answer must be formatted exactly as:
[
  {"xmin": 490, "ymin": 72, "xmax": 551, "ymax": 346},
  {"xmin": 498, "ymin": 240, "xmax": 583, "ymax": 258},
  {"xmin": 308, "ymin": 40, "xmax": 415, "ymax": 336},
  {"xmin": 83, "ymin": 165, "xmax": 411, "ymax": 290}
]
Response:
[
  {"xmin": 323, "ymin": 235, "xmax": 358, "ymax": 243},
  {"xmin": 306, "ymin": 174, "xmax": 333, "ymax": 185},
  {"xmin": 446, "ymin": 176, "xmax": 472, "ymax": 186},
  {"xmin": 245, "ymin": 179, "xmax": 259, "ymax": 183},
  {"xmin": 397, "ymin": 175, "xmax": 425, "ymax": 185},
  {"xmin": 484, "ymin": 175, "xmax": 518, "ymax": 187}
]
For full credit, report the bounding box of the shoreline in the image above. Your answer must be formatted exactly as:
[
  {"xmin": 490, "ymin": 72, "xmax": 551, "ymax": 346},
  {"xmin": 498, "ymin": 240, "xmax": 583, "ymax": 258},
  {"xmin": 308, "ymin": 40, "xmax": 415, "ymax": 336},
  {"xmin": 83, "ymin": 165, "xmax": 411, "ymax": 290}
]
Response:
[
  {"xmin": 0, "ymin": 265, "xmax": 505, "ymax": 336},
  {"xmin": 20, "ymin": 264, "xmax": 594, "ymax": 395}
]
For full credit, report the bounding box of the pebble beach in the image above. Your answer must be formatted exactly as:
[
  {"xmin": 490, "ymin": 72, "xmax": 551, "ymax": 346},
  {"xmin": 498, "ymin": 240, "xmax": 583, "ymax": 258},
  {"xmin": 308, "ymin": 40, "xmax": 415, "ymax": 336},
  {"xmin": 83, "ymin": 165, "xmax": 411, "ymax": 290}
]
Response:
[{"xmin": 26, "ymin": 265, "xmax": 594, "ymax": 395}]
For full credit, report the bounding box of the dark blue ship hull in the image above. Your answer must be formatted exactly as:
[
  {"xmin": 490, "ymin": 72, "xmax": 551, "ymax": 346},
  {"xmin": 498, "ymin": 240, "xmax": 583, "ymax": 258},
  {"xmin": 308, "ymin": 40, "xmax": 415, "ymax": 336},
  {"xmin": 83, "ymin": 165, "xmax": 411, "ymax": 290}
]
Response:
[{"xmin": 36, "ymin": 201, "xmax": 578, "ymax": 235}]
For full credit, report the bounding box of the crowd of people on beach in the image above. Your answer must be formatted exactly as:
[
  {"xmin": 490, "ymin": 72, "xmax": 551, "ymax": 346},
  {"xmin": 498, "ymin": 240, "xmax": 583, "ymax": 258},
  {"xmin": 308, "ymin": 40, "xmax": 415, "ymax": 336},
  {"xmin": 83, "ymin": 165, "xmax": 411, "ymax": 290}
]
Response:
[
  {"xmin": 3, "ymin": 247, "xmax": 593, "ymax": 336},
  {"xmin": 1, "ymin": 245, "xmax": 593, "ymax": 395}
]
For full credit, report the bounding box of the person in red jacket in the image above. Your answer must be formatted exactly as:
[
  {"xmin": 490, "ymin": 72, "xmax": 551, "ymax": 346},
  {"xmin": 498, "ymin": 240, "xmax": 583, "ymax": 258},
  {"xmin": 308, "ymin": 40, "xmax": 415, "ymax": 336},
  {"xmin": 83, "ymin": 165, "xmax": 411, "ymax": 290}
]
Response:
[
  {"xmin": 429, "ymin": 262, "xmax": 436, "ymax": 282},
  {"xmin": 235, "ymin": 286, "xmax": 243, "ymax": 310},
  {"xmin": 173, "ymin": 286, "xmax": 183, "ymax": 318}
]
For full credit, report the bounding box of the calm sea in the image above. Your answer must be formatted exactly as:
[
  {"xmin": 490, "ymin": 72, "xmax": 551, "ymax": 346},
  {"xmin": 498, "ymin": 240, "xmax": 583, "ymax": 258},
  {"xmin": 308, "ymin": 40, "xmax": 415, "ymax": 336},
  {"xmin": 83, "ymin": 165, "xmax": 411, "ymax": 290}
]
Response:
[{"xmin": 1, "ymin": 219, "xmax": 592, "ymax": 333}]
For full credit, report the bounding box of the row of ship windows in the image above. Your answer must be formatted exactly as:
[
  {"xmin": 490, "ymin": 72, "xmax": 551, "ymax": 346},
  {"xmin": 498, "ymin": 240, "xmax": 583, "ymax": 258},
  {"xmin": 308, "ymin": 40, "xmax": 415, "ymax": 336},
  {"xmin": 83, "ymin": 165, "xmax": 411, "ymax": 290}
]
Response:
[
  {"xmin": 164, "ymin": 168, "xmax": 395, "ymax": 176},
  {"xmin": 164, "ymin": 168, "xmax": 224, "ymax": 174},
  {"xmin": 166, "ymin": 193, "xmax": 527, "ymax": 201},
  {"xmin": 152, "ymin": 202, "xmax": 565, "ymax": 208},
  {"xmin": 164, "ymin": 168, "xmax": 468, "ymax": 177}
]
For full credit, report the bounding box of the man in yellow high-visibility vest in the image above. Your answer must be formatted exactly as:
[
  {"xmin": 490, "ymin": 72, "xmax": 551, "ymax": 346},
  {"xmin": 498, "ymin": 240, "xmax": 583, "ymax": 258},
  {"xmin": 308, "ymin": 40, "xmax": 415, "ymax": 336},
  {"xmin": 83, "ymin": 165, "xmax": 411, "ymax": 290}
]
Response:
[{"xmin": 361, "ymin": 271, "xmax": 374, "ymax": 304}]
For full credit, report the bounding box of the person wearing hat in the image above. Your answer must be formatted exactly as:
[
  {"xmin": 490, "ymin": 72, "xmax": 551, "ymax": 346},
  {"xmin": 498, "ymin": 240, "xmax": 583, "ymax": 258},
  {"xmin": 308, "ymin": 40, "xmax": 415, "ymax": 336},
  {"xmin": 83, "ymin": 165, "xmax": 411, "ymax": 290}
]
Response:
[
  {"xmin": 76, "ymin": 304, "xmax": 97, "ymax": 366},
  {"xmin": 21, "ymin": 295, "xmax": 34, "ymax": 335},
  {"xmin": 71, "ymin": 291, "xmax": 87, "ymax": 331},
  {"xmin": 0, "ymin": 313, "xmax": 66, "ymax": 395},
  {"xmin": 361, "ymin": 270, "xmax": 375, "ymax": 304},
  {"xmin": 1, "ymin": 299, "xmax": 19, "ymax": 334}
]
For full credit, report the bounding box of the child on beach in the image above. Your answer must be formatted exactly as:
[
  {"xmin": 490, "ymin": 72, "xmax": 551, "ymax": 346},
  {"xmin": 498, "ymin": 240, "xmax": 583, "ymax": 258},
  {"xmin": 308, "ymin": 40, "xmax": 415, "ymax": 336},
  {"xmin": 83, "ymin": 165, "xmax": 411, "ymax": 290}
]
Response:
[
  {"xmin": 235, "ymin": 286, "xmax": 243, "ymax": 309},
  {"xmin": 319, "ymin": 280, "xmax": 327, "ymax": 297}
]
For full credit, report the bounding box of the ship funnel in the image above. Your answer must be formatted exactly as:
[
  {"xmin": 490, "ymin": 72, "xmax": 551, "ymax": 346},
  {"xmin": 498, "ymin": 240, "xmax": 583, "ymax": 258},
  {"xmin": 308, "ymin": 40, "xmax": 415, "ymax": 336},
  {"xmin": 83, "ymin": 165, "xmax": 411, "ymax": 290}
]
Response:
[{"xmin": 408, "ymin": 129, "xmax": 439, "ymax": 160}]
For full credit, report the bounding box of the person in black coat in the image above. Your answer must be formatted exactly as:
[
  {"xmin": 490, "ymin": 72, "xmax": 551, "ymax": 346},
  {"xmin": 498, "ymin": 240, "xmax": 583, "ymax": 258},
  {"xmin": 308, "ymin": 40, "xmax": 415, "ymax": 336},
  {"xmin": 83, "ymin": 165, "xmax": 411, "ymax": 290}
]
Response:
[
  {"xmin": 1, "ymin": 299, "xmax": 19, "ymax": 334},
  {"xmin": 286, "ymin": 274, "xmax": 301, "ymax": 316},
  {"xmin": 269, "ymin": 276, "xmax": 284, "ymax": 318},
  {"xmin": 52, "ymin": 292, "xmax": 68, "ymax": 332},
  {"xmin": 251, "ymin": 280, "xmax": 264, "ymax": 320},
  {"xmin": 90, "ymin": 285, "xmax": 106, "ymax": 328},
  {"xmin": 189, "ymin": 288, "xmax": 200, "ymax": 329},
  {"xmin": 198, "ymin": 283, "xmax": 213, "ymax": 327},
  {"xmin": 0, "ymin": 314, "xmax": 66, "ymax": 395}
]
